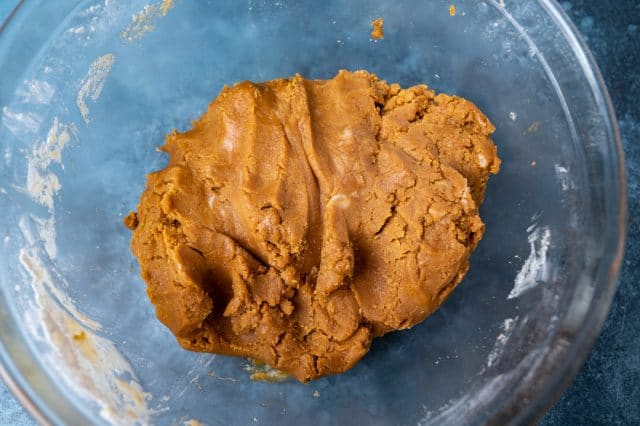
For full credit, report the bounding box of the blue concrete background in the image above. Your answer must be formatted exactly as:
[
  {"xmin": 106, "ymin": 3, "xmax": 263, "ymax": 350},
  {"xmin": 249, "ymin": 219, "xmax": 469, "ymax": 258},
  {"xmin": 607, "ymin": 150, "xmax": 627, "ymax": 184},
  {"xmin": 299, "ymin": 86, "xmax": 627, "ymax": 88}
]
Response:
[{"xmin": 0, "ymin": 1, "xmax": 638, "ymax": 424}]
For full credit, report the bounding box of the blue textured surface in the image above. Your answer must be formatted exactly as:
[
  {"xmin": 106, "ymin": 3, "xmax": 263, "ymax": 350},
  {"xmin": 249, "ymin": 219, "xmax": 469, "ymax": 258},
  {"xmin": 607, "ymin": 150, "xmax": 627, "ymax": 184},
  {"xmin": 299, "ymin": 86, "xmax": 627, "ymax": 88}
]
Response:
[{"xmin": 0, "ymin": 1, "xmax": 638, "ymax": 424}]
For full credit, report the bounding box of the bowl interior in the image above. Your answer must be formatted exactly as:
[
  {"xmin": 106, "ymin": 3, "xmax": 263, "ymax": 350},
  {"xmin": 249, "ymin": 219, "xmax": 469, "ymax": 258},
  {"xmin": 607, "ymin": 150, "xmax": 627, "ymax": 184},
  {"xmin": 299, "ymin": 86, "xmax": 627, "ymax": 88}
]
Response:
[{"xmin": 0, "ymin": 0, "xmax": 623, "ymax": 425}]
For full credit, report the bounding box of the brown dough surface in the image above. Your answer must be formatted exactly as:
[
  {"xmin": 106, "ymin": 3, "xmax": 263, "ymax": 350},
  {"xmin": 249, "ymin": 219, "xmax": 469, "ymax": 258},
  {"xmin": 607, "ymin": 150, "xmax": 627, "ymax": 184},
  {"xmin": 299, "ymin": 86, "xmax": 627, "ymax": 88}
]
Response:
[
  {"xmin": 371, "ymin": 18, "xmax": 384, "ymax": 39},
  {"xmin": 127, "ymin": 70, "xmax": 500, "ymax": 382}
]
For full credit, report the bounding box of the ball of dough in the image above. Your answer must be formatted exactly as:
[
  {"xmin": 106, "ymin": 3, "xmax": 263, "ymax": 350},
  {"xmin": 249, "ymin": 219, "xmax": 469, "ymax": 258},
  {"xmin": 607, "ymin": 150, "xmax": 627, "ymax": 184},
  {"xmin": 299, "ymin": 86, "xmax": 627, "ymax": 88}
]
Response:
[{"xmin": 127, "ymin": 70, "xmax": 500, "ymax": 382}]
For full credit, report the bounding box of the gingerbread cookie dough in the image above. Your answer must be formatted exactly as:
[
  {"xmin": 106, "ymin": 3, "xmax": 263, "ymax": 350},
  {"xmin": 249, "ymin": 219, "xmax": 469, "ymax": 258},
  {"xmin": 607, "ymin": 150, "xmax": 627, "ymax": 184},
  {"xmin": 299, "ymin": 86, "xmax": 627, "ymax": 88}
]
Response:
[
  {"xmin": 371, "ymin": 18, "xmax": 384, "ymax": 39},
  {"xmin": 126, "ymin": 70, "xmax": 500, "ymax": 382}
]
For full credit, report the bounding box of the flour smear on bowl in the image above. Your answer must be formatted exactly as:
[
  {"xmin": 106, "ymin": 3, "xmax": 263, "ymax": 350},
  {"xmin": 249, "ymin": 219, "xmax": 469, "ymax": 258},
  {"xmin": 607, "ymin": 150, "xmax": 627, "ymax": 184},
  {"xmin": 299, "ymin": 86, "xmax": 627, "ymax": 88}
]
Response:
[{"xmin": 15, "ymin": 82, "xmax": 153, "ymax": 426}]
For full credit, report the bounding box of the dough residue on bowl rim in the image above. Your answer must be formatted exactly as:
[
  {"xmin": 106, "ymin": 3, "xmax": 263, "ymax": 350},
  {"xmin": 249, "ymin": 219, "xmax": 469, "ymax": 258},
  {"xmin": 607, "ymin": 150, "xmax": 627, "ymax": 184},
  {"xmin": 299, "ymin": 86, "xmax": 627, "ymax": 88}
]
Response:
[
  {"xmin": 14, "ymin": 80, "xmax": 152, "ymax": 424},
  {"xmin": 75, "ymin": 53, "xmax": 115, "ymax": 125},
  {"xmin": 120, "ymin": 0, "xmax": 175, "ymax": 42}
]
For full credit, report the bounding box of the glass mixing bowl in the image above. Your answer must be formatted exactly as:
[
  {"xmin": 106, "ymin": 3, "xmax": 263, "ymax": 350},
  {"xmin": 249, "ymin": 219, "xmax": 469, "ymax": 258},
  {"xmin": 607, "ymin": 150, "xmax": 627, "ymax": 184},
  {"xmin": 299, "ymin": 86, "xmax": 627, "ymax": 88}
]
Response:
[{"xmin": 0, "ymin": 0, "xmax": 626, "ymax": 424}]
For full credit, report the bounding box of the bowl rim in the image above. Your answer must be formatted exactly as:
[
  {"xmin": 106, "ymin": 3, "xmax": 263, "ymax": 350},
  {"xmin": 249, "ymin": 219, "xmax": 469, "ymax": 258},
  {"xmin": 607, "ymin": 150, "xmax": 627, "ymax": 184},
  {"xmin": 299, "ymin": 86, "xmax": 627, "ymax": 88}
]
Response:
[
  {"xmin": 0, "ymin": 3, "xmax": 51, "ymax": 426},
  {"xmin": 0, "ymin": 0, "xmax": 627, "ymax": 424},
  {"xmin": 498, "ymin": 0, "xmax": 627, "ymax": 423}
]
